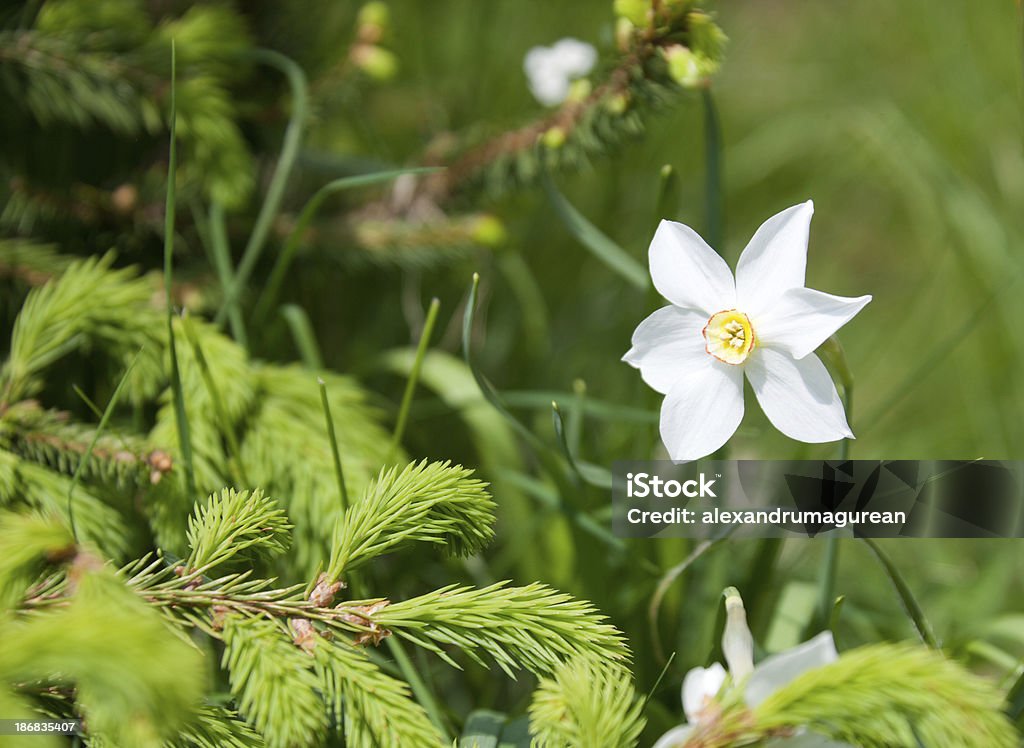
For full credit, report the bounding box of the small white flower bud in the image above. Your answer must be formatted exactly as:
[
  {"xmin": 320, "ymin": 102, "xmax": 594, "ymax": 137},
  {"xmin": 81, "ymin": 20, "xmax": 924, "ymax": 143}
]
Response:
[{"xmin": 722, "ymin": 587, "xmax": 754, "ymax": 680}]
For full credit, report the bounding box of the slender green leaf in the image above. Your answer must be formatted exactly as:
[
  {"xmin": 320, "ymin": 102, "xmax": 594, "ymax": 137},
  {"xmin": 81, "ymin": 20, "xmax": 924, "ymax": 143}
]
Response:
[{"xmin": 541, "ymin": 174, "xmax": 648, "ymax": 290}]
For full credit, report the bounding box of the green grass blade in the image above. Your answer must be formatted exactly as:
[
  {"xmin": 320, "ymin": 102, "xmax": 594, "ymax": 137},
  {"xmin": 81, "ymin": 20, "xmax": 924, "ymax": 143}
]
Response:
[
  {"xmin": 862, "ymin": 537, "xmax": 939, "ymax": 648},
  {"xmin": 67, "ymin": 350, "xmax": 142, "ymax": 539},
  {"xmin": 253, "ymin": 167, "xmax": 443, "ymax": 326},
  {"xmin": 1005, "ymin": 664, "xmax": 1024, "ymax": 726},
  {"xmin": 317, "ymin": 377, "xmax": 349, "ymax": 512},
  {"xmin": 550, "ymin": 401, "xmax": 612, "ymax": 489},
  {"xmin": 216, "ymin": 49, "xmax": 308, "ymax": 328},
  {"xmin": 387, "ymin": 297, "xmax": 440, "ymax": 462},
  {"xmin": 541, "ymin": 173, "xmax": 648, "ymax": 290},
  {"xmin": 281, "ymin": 304, "xmax": 324, "ymax": 369},
  {"xmin": 206, "ymin": 201, "xmax": 248, "ymax": 348},
  {"xmin": 164, "ymin": 42, "xmax": 197, "ymax": 501}
]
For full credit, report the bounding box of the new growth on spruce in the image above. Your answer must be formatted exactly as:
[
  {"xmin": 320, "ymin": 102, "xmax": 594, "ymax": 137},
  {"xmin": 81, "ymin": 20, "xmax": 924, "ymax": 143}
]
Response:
[{"xmin": 4, "ymin": 459, "xmax": 629, "ymax": 747}]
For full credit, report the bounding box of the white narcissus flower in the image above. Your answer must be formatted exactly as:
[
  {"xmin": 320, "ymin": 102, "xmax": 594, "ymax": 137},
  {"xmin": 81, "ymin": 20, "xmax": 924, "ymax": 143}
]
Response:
[
  {"xmin": 523, "ymin": 38, "xmax": 597, "ymax": 106},
  {"xmin": 624, "ymin": 201, "xmax": 871, "ymax": 461},
  {"xmin": 654, "ymin": 629, "xmax": 848, "ymax": 748}
]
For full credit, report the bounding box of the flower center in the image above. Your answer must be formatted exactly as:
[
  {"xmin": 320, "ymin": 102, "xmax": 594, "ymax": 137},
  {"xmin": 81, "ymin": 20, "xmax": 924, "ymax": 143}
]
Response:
[{"xmin": 703, "ymin": 309, "xmax": 755, "ymax": 365}]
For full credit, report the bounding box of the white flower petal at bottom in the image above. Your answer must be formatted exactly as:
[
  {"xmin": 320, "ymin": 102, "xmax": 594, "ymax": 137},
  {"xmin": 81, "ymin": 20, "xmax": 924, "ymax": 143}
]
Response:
[
  {"xmin": 623, "ymin": 306, "xmax": 708, "ymax": 394},
  {"xmin": 660, "ymin": 362, "xmax": 744, "ymax": 462},
  {"xmin": 745, "ymin": 631, "xmax": 839, "ymax": 708},
  {"xmin": 682, "ymin": 663, "xmax": 727, "ymax": 723},
  {"xmin": 735, "ymin": 201, "xmax": 813, "ymax": 317},
  {"xmin": 754, "ymin": 287, "xmax": 872, "ymax": 360},
  {"xmin": 652, "ymin": 725, "xmax": 694, "ymax": 748},
  {"xmin": 745, "ymin": 348, "xmax": 853, "ymax": 443}
]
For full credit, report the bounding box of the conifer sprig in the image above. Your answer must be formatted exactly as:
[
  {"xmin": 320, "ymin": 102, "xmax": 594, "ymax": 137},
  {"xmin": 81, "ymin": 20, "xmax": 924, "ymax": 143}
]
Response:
[
  {"xmin": 529, "ymin": 659, "xmax": 646, "ymax": 748},
  {"xmin": 753, "ymin": 643, "xmax": 1019, "ymax": 748},
  {"xmin": 314, "ymin": 638, "xmax": 444, "ymax": 748},
  {"xmin": 186, "ymin": 488, "xmax": 291, "ymax": 572},
  {"xmin": 416, "ymin": 0, "xmax": 727, "ymax": 201},
  {"xmin": 371, "ymin": 581, "xmax": 630, "ymax": 677},
  {"xmin": 221, "ymin": 614, "xmax": 327, "ymax": 748},
  {"xmin": 326, "ymin": 460, "xmax": 495, "ymax": 579}
]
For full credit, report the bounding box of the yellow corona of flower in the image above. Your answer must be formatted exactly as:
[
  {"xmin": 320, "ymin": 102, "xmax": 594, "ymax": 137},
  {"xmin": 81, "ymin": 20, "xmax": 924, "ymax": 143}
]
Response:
[{"xmin": 624, "ymin": 202, "xmax": 871, "ymax": 461}]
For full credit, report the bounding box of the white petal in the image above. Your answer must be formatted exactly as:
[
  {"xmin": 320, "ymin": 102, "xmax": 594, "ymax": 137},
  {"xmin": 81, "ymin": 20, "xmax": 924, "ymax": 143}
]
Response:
[
  {"xmin": 652, "ymin": 725, "xmax": 694, "ymax": 748},
  {"xmin": 530, "ymin": 74, "xmax": 570, "ymax": 106},
  {"xmin": 660, "ymin": 362, "xmax": 744, "ymax": 462},
  {"xmin": 622, "ymin": 306, "xmax": 708, "ymax": 394},
  {"xmin": 735, "ymin": 201, "xmax": 813, "ymax": 317},
  {"xmin": 682, "ymin": 663, "xmax": 727, "ymax": 723},
  {"xmin": 745, "ymin": 632, "xmax": 838, "ymax": 708},
  {"xmin": 745, "ymin": 348, "xmax": 853, "ymax": 443},
  {"xmin": 723, "ymin": 595, "xmax": 754, "ymax": 680},
  {"xmin": 523, "ymin": 46, "xmax": 554, "ymax": 77},
  {"xmin": 551, "ymin": 38, "xmax": 597, "ymax": 76},
  {"xmin": 754, "ymin": 287, "xmax": 871, "ymax": 360},
  {"xmin": 524, "ymin": 47, "xmax": 571, "ymax": 105},
  {"xmin": 649, "ymin": 220, "xmax": 735, "ymax": 315}
]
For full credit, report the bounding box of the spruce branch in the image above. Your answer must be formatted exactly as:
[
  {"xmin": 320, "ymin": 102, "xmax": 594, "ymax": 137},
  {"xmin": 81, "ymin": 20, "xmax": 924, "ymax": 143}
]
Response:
[
  {"xmin": 751, "ymin": 643, "xmax": 1018, "ymax": 748},
  {"xmin": 10, "ymin": 514, "xmax": 634, "ymax": 747},
  {"xmin": 0, "ymin": 3, "xmax": 256, "ymax": 207},
  {"xmin": 220, "ymin": 613, "xmax": 327, "ymax": 748},
  {"xmin": 0, "ymin": 562, "xmax": 206, "ymax": 746},
  {"xmin": 0, "ymin": 254, "xmax": 163, "ymax": 405},
  {"xmin": 0, "ymin": 238, "xmax": 72, "ymax": 286},
  {"xmin": 370, "ymin": 581, "xmax": 630, "ymax": 677},
  {"xmin": 415, "ymin": 0, "xmax": 727, "ymax": 201},
  {"xmin": 186, "ymin": 488, "xmax": 291, "ymax": 573},
  {"xmin": 326, "ymin": 460, "xmax": 495, "ymax": 580},
  {"xmin": 0, "ymin": 400, "xmax": 170, "ymax": 488},
  {"xmin": 529, "ymin": 658, "xmax": 646, "ymax": 748},
  {"xmin": 169, "ymin": 705, "xmax": 265, "ymax": 748},
  {"xmin": 0, "ymin": 450, "xmax": 130, "ymax": 559},
  {"xmin": 239, "ymin": 365, "xmax": 395, "ymax": 573},
  {"xmin": 313, "ymin": 638, "xmax": 444, "ymax": 748},
  {"xmin": 0, "ymin": 510, "xmax": 74, "ymax": 611}
]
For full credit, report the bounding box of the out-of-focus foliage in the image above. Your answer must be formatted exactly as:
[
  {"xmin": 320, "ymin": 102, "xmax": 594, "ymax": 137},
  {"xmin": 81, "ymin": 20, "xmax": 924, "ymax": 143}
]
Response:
[{"xmin": 1, "ymin": 0, "xmax": 1022, "ymax": 745}]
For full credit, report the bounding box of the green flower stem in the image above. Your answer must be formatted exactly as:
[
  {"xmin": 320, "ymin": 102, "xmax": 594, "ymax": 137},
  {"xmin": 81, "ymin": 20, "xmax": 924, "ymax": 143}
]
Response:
[
  {"xmin": 702, "ymin": 89, "xmax": 723, "ymax": 251},
  {"xmin": 811, "ymin": 341, "xmax": 855, "ymax": 634},
  {"xmin": 387, "ymin": 297, "xmax": 440, "ymax": 463}
]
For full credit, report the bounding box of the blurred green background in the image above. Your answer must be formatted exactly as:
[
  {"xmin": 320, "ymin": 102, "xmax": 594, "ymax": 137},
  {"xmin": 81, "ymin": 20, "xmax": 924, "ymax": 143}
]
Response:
[
  {"xmin": 323, "ymin": 0, "xmax": 1024, "ymax": 733},
  {"xmin": 3, "ymin": 0, "xmax": 1023, "ymax": 741}
]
